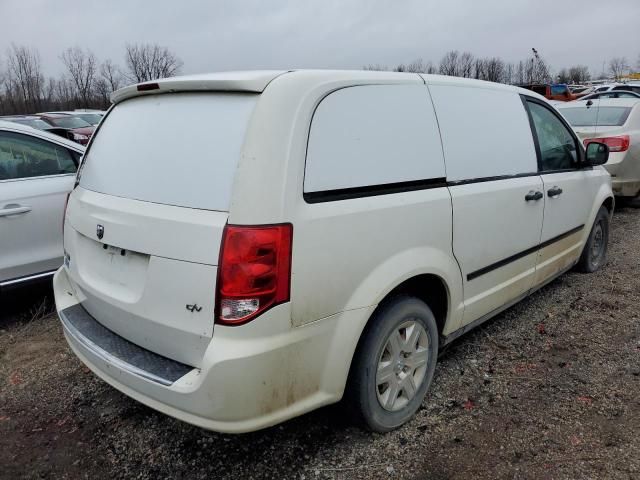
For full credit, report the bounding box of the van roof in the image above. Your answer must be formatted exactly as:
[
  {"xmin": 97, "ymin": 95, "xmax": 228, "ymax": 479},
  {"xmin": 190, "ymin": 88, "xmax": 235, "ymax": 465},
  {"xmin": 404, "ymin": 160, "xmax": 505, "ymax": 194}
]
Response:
[{"xmin": 111, "ymin": 69, "xmax": 544, "ymax": 104}]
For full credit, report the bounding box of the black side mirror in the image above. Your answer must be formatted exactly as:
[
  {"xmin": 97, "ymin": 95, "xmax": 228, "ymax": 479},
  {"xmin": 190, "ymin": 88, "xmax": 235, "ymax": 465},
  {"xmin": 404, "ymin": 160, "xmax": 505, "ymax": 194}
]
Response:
[{"xmin": 585, "ymin": 142, "xmax": 609, "ymax": 166}]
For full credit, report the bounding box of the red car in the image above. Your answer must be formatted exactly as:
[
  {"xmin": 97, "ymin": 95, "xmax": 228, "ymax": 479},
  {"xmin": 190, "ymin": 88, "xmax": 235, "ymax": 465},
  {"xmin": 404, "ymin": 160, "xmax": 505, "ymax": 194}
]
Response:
[{"xmin": 37, "ymin": 113, "xmax": 95, "ymax": 145}]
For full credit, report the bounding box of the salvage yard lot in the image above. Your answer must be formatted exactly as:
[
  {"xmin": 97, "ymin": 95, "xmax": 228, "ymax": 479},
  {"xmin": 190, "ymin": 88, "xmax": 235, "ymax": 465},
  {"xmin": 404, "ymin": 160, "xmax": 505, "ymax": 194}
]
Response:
[{"xmin": 1, "ymin": 208, "xmax": 639, "ymax": 480}]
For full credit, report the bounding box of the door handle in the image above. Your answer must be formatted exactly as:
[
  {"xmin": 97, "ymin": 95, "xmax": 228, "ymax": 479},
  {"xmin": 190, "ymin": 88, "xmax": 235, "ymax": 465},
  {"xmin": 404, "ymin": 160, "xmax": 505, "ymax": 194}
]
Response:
[
  {"xmin": 547, "ymin": 186, "xmax": 563, "ymax": 197},
  {"xmin": 525, "ymin": 191, "xmax": 543, "ymax": 201},
  {"xmin": 0, "ymin": 204, "xmax": 32, "ymax": 217}
]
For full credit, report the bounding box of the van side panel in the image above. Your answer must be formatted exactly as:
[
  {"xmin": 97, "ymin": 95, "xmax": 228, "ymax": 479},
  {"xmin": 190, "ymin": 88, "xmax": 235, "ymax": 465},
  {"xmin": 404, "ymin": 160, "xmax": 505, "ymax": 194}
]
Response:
[
  {"xmin": 291, "ymin": 191, "xmax": 460, "ymax": 327},
  {"xmin": 428, "ymin": 84, "xmax": 545, "ymax": 325},
  {"xmin": 291, "ymin": 84, "xmax": 458, "ymax": 327}
]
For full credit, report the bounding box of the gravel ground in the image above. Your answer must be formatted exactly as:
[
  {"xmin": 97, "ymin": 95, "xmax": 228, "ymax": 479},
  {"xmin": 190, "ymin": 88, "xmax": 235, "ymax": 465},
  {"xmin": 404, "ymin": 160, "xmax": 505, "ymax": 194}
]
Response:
[{"xmin": 1, "ymin": 206, "xmax": 639, "ymax": 480}]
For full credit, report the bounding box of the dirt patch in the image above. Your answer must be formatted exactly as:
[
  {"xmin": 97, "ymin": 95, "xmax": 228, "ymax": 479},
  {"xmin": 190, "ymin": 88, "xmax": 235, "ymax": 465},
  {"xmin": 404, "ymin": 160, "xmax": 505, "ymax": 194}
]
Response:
[{"xmin": 1, "ymin": 206, "xmax": 639, "ymax": 479}]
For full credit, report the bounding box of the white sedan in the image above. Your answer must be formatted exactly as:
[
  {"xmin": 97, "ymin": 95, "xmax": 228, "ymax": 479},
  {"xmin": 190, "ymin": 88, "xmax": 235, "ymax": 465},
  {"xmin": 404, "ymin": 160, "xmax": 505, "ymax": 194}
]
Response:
[
  {"xmin": 0, "ymin": 121, "xmax": 84, "ymax": 289},
  {"xmin": 557, "ymin": 99, "xmax": 640, "ymax": 199}
]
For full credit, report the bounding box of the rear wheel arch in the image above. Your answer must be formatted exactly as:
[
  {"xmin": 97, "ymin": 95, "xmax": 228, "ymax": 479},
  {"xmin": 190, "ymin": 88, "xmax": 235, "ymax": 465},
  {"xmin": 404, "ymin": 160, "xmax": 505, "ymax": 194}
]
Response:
[
  {"xmin": 345, "ymin": 274, "xmax": 449, "ymax": 389},
  {"xmin": 602, "ymin": 196, "xmax": 614, "ymax": 215},
  {"xmin": 375, "ymin": 274, "xmax": 450, "ymax": 338}
]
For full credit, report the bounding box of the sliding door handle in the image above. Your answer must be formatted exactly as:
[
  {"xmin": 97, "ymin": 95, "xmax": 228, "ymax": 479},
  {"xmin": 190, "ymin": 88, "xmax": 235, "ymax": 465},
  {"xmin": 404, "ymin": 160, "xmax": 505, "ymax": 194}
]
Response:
[
  {"xmin": 547, "ymin": 186, "xmax": 563, "ymax": 197},
  {"xmin": 525, "ymin": 191, "xmax": 543, "ymax": 201}
]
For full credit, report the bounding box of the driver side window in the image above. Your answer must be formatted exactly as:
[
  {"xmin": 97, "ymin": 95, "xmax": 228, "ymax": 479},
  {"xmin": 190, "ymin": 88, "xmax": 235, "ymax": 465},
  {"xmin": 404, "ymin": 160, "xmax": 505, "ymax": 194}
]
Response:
[{"xmin": 527, "ymin": 101, "xmax": 578, "ymax": 171}]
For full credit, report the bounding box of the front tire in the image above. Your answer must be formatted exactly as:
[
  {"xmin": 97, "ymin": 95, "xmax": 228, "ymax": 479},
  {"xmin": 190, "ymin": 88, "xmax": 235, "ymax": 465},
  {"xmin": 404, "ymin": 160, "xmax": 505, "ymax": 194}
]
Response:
[
  {"xmin": 346, "ymin": 296, "xmax": 439, "ymax": 432},
  {"xmin": 577, "ymin": 206, "xmax": 609, "ymax": 273}
]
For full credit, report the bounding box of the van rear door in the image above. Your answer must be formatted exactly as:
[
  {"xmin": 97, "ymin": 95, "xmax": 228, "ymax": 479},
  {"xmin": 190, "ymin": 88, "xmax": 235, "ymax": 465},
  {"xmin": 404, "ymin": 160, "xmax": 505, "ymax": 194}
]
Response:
[{"xmin": 65, "ymin": 92, "xmax": 258, "ymax": 366}]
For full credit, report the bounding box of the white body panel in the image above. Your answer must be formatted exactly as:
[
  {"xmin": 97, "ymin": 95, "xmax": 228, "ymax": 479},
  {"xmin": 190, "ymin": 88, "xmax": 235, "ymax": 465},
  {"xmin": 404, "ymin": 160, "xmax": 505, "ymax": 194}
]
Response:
[
  {"xmin": 54, "ymin": 70, "xmax": 613, "ymax": 433},
  {"xmin": 449, "ymin": 177, "xmax": 544, "ymax": 324},
  {"xmin": 0, "ymin": 121, "xmax": 83, "ymax": 285}
]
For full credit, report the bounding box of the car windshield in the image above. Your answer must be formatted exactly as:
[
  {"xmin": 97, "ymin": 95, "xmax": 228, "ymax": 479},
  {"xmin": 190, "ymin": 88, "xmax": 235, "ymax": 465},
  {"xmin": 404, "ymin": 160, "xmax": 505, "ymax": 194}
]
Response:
[
  {"xmin": 47, "ymin": 116, "xmax": 92, "ymax": 129},
  {"xmin": 76, "ymin": 113, "xmax": 102, "ymax": 125},
  {"xmin": 561, "ymin": 107, "xmax": 632, "ymax": 126},
  {"xmin": 10, "ymin": 118, "xmax": 52, "ymax": 130},
  {"xmin": 551, "ymin": 85, "xmax": 568, "ymax": 95}
]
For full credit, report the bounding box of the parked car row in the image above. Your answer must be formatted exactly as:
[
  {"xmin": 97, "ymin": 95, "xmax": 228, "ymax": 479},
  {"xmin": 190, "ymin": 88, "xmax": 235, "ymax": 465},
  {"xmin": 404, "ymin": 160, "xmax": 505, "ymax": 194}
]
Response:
[
  {"xmin": 557, "ymin": 99, "xmax": 640, "ymax": 199},
  {"xmin": 521, "ymin": 82, "xmax": 640, "ymax": 103},
  {"xmin": 0, "ymin": 110, "xmax": 105, "ymax": 146}
]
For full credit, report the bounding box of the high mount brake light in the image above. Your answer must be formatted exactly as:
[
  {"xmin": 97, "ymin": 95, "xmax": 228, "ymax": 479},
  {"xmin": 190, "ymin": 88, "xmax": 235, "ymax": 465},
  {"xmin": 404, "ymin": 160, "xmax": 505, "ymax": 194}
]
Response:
[
  {"xmin": 215, "ymin": 224, "xmax": 293, "ymax": 326},
  {"xmin": 137, "ymin": 83, "xmax": 160, "ymax": 92}
]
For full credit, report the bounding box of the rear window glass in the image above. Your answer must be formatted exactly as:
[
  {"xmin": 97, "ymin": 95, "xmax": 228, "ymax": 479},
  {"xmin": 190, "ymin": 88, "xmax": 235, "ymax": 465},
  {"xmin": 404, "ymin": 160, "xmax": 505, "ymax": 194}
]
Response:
[
  {"xmin": 47, "ymin": 116, "xmax": 92, "ymax": 129},
  {"xmin": 79, "ymin": 93, "xmax": 257, "ymax": 211},
  {"xmin": 561, "ymin": 107, "xmax": 632, "ymax": 126},
  {"xmin": 551, "ymin": 85, "xmax": 568, "ymax": 95}
]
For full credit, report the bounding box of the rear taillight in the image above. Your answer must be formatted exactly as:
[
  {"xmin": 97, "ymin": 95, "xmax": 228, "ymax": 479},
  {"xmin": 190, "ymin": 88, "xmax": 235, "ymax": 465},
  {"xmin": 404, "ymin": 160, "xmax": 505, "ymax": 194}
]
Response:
[
  {"xmin": 583, "ymin": 135, "xmax": 630, "ymax": 152},
  {"xmin": 215, "ymin": 224, "xmax": 293, "ymax": 326}
]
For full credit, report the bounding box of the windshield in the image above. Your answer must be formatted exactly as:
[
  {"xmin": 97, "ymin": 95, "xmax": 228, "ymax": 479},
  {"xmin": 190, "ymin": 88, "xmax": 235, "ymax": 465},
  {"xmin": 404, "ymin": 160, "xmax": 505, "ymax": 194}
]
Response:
[
  {"xmin": 561, "ymin": 107, "xmax": 632, "ymax": 127},
  {"xmin": 47, "ymin": 116, "xmax": 92, "ymax": 129},
  {"xmin": 79, "ymin": 92, "xmax": 258, "ymax": 211},
  {"xmin": 11, "ymin": 118, "xmax": 52, "ymax": 130},
  {"xmin": 76, "ymin": 113, "xmax": 103, "ymax": 125},
  {"xmin": 551, "ymin": 85, "xmax": 568, "ymax": 95}
]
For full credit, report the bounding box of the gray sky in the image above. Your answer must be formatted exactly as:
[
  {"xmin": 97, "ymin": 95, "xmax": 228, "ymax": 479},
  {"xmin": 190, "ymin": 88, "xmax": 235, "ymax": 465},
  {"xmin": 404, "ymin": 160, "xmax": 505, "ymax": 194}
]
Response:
[{"xmin": 1, "ymin": 0, "xmax": 638, "ymax": 78}]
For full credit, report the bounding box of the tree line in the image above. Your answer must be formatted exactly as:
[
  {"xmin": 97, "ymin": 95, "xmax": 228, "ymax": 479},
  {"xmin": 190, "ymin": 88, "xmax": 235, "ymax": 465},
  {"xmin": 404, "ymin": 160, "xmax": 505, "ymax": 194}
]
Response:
[
  {"xmin": 365, "ymin": 50, "xmax": 640, "ymax": 86},
  {"xmin": 0, "ymin": 43, "xmax": 183, "ymax": 116},
  {"xmin": 1, "ymin": 43, "xmax": 638, "ymax": 117}
]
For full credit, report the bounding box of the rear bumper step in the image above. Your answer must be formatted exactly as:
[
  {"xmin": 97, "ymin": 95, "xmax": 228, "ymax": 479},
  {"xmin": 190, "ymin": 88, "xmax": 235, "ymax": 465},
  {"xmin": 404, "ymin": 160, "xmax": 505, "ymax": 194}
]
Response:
[{"xmin": 59, "ymin": 304, "xmax": 193, "ymax": 386}]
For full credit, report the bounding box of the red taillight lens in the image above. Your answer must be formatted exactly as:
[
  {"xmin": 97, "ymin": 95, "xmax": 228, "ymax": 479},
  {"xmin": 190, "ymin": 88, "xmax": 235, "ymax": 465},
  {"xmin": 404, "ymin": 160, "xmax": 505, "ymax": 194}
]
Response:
[
  {"xmin": 216, "ymin": 224, "xmax": 293, "ymax": 326},
  {"xmin": 583, "ymin": 135, "xmax": 630, "ymax": 152}
]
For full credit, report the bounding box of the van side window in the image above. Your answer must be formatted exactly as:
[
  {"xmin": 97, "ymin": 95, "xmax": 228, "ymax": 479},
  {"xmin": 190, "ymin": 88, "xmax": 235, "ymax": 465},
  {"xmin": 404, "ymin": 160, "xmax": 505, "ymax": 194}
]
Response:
[
  {"xmin": 526, "ymin": 101, "xmax": 578, "ymax": 171},
  {"xmin": 0, "ymin": 131, "xmax": 77, "ymax": 180},
  {"xmin": 303, "ymin": 85, "xmax": 445, "ymax": 198},
  {"xmin": 428, "ymin": 86, "xmax": 538, "ymax": 181}
]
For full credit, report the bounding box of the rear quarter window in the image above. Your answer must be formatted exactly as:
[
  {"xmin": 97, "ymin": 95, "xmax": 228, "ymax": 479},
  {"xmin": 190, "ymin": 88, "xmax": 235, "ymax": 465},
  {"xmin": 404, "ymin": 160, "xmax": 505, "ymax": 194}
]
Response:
[{"xmin": 303, "ymin": 85, "xmax": 445, "ymax": 195}]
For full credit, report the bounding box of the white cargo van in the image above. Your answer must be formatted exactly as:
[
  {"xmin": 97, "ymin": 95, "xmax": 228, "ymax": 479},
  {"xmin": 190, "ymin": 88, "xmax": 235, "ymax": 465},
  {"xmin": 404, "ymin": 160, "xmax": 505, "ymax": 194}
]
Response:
[{"xmin": 54, "ymin": 71, "xmax": 614, "ymax": 433}]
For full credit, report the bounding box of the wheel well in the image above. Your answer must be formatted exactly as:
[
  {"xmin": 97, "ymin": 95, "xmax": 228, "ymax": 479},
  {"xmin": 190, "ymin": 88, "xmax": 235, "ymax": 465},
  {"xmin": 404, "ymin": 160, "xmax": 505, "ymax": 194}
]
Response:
[
  {"xmin": 603, "ymin": 197, "xmax": 614, "ymax": 214},
  {"xmin": 379, "ymin": 274, "xmax": 449, "ymax": 336}
]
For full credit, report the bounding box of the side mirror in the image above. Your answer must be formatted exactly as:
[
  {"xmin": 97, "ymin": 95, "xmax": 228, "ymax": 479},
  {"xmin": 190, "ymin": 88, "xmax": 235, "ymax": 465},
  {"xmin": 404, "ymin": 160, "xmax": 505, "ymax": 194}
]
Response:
[{"xmin": 585, "ymin": 142, "xmax": 609, "ymax": 166}]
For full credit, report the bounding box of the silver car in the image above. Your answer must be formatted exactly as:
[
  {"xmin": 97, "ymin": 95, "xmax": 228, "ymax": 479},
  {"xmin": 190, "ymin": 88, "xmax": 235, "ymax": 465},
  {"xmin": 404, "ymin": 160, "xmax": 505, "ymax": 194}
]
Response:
[{"xmin": 0, "ymin": 120, "xmax": 84, "ymax": 289}]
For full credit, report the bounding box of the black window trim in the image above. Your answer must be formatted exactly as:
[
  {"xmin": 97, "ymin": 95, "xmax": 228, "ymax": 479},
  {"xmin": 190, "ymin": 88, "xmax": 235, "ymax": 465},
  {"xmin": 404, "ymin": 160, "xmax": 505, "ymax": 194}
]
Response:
[
  {"xmin": 520, "ymin": 94, "xmax": 589, "ymax": 175},
  {"xmin": 303, "ymin": 177, "xmax": 447, "ymax": 203}
]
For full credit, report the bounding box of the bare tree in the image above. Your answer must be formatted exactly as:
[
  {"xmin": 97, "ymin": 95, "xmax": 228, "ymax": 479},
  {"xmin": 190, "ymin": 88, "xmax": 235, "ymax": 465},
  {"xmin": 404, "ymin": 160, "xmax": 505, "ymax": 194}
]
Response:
[
  {"xmin": 61, "ymin": 47, "xmax": 97, "ymax": 107},
  {"xmin": 458, "ymin": 52, "xmax": 475, "ymax": 78},
  {"xmin": 439, "ymin": 50, "xmax": 460, "ymax": 76},
  {"xmin": 609, "ymin": 57, "xmax": 629, "ymax": 80},
  {"xmin": 567, "ymin": 65, "xmax": 590, "ymax": 83},
  {"xmin": 94, "ymin": 78, "xmax": 112, "ymax": 107},
  {"xmin": 393, "ymin": 58, "xmax": 436, "ymax": 74},
  {"xmin": 5, "ymin": 44, "xmax": 44, "ymax": 112},
  {"xmin": 124, "ymin": 43, "xmax": 183, "ymax": 82},
  {"xmin": 484, "ymin": 57, "xmax": 506, "ymax": 83},
  {"xmin": 504, "ymin": 62, "xmax": 516, "ymax": 85},
  {"xmin": 100, "ymin": 59, "xmax": 123, "ymax": 91},
  {"xmin": 362, "ymin": 64, "xmax": 389, "ymax": 71}
]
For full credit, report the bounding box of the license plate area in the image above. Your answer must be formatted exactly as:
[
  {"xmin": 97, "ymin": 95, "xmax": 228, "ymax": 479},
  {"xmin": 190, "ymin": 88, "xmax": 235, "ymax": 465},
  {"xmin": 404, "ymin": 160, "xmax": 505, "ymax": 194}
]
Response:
[{"xmin": 73, "ymin": 232, "xmax": 150, "ymax": 303}]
